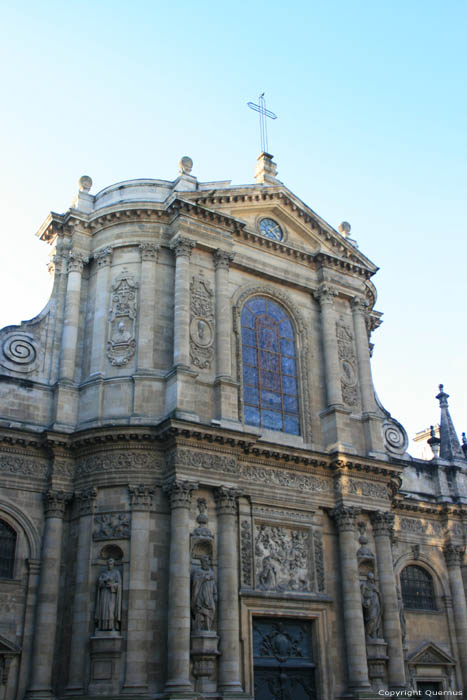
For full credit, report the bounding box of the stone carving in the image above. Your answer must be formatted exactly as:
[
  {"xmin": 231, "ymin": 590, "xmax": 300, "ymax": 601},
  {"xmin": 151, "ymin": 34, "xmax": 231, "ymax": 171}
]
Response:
[
  {"xmin": 171, "ymin": 237, "xmax": 195, "ymax": 258},
  {"xmin": 77, "ymin": 487, "xmax": 97, "ymax": 515},
  {"xmin": 313, "ymin": 530, "xmax": 325, "ymax": 592},
  {"xmin": 214, "ymin": 487, "xmax": 241, "ymax": 515},
  {"xmin": 93, "ymin": 513, "xmax": 130, "ymax": 540},
  {"xmin": 360, "ymin": 572, "xmax": 383, "ymax": 640},
  {"xmin": 443, "ymin": 543, "xmax": 465, "ymax": 567},
  {"xmin": 330, "ymin": 505, "xmax": 360, "ymax": 531},
  {"xmin": 399, "ymin": 517, "xmax": 443, "ymax": 537},
  {"xmin": 382, "ymin": 420, "xmax": 408, "ymax": 455},
  {"xmin": 67, "ymin": 251, "xmax": 87, "ymax": 273},
  {"xmin": 106, "ymin": 269, "xmax": 138, "ymax": 366},
  {"xmin": 239, "ymin": 464, "xmax": 332, "ymax": 494},
  {"xmin": 139, "ymin": 243, "xmax": 158, "ymax": 261},
  {"xmin": 240, "ymin": 519, "xmax": 253, "ymax": 587},
  {"xmin": 313, "ymin": 284, "xmax": 338, "ymax": 306},
  {"xmin": 190, "ymin": 274, "xmax": 214, "ymax": 369},
  {"xmin": 255, "ymin": 524, "xmax": 311, "ymax": 592},
  {"xmin": 0, "ymin": 455, "xmax": 47, "ymax": 478},
  {"xmin": 164, "ymin": 480, "xmax": 197, "ymax": 508},
  {"xmin": 357, "ymin": 521, "xmax": 375, "ymax": 562},
  {"xmin": 191, "ymin": 555, "xmax": 217, "ymax": 632},
  {"xmin": 417, "ymin": 649, "xmax": 445, "ymax": 664},
  {"xmin": 95, "ymin": 558, "xmax": 122, "ymax": 632},
  {"xmin": 43, "ymin": 490, "xmax": 70, "ymax": 518},
  {"xmin": 167, "ymin": 448, "xmax": 237, "ymax": 474},
  {"xmin": 213, "ymin": 249, "xmax": 234, "ymax": 270},
  {"xmin": 336, "ymin": 317, "xmax": 359, "ymax": 407},
  {"xmin": 193, "ymin": 498, "xmax": 213, "ymax": 539},
  {"xmin": 76, "ymin": 451, "xmax": 162, "ymax": 477},
  {"xmin": 128, "ymin": 484, "xmax": 154, "ymax": 510},
  {"xmin": 371, "ymin": 511, "xmax": 395, "ymax": 535},
  {"xmin": 1, "ymin": 333, "xmax": 38, "ymax": 373},
  {"xmin": 94, "ymin": 247, "xmax": 113, "ymax": 267},
  {"xmin": 348, "ymin": 479, "xmax": 388, "ymax": 500}
]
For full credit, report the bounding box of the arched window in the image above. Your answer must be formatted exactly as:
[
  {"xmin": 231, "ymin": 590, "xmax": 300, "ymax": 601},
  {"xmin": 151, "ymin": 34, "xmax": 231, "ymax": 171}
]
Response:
[
  {"xmin": 241, "ymin": 296, "xmax": 300, "ymax": 435},
  {"xmin": 0, "ymin": 520, "xmax": 16, "ymax": 578},
  {"xmin": 400, "ymin": 565, "xmax": 435, "ymax": 610}
]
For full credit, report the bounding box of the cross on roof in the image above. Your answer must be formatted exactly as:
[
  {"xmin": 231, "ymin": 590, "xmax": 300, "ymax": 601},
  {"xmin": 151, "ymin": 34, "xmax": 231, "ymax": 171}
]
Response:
[{"xmin": 247, "ymin": 93, "xmax": 277, "ymax": 154}]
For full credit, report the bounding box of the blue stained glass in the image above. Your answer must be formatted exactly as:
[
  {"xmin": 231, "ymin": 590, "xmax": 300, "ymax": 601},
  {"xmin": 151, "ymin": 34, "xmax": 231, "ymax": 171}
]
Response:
[
  {"xmin": 262, "ymin": 410, "xmax": 283, "ymax": 431},
  {"xmin": 260, "ymin": 351, "xmax": 280, "ymax": 372},
  {"xmin": 267, "ymin": 300, "xmax": 287, "ymax": 322},
  {"xmin": 284, "ymin": 394, "xmax": 299, "ymax": 413},
  {"xmin": 261, "ymin": 390, "xmax": 281, "ymax": 410},
  {"xmin": 260, "ymin": 371, "xmax": 281, "ymax": 392},
  {"xmin": 243, "ymin": 346, "xmax": 257, "ymax": 366},
  {"xmin": 244, "ymin": 386, "xmax": 259, "ymax": 406},
  {"xmin": 283, "ymin": 375, "xmax": 298, "ymax": 395},
  {"xmin": 247, "ymin": 298, "xmax": 266, "ymax": 315},
  {"xmin": 279, "ymin": 319, "xmax": 294, "ymax": 338},
  {"xmin": 281, "ymin": 357, "xmax": 297, "ymax": 376},
  {"xmin": 244, "ymin": 406, "xmax": 260, "ymax": 427},
  {"xmin": 241, "ymin": 327, "xmax": 256, "ymax": 346},
  {"xmin": 257, "ymin": 325, "xmax": 279, "ymax": 351},
  {"xmin": 241, "ymin": 308, "xmax": 255, "ymax": 329},
  {"xmin": 284, "ymin": 415, "xmax": 300, "ymax": 435},
  {"xmin": 280, "ymin": 338, "xmax": 296, "ymax": 357},
  {"xmin": 243, "ymin": 366, "xmax": 258, "ymax": 387}
]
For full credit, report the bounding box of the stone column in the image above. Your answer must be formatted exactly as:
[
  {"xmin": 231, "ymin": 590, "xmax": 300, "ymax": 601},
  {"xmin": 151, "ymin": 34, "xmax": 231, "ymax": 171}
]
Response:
[
  {"xmin": 444, "ymin": 544, "xmax": 467, "ymax": 690},
  {"xmin": 89, "ymin": 248, "xmax": 112, "ymax": 376},
  {"xmin": 122, "ymin": 485, "xmax": 154, "ymax": 693},
  {"xmin": 351, "ymin": 296, "xmax": 376, "ymax": 414},
  {"xmin": 137, "ymin": 244, "xmax": 159, "ymax": 370},
  {"xmin": 330, "ymin": 505, "xmax": 370, "ymax": 692},
  {"xmin": 59, "ymin": 251, "xmax": 87, "ymax": 382},
  {"xmin": 371, "ymin": 511, "xmax": 406, "ymax": 689},
  {"xmin": 164, "ymin": 480, "xmax": 197, "ymax": 695},
  {"xmin": 65, "ymin": 488, "xmax": 97, "ymax": 695},
  {"xmin": 314, "ymin": 285, "xmax": 342, "ymax": 408},
  {"xmin": 171, "ymin": 238, "xmax": 195, "ymax": 368},
  {"xmin": 214, "ymin": 487, "xmax": 244, "ymax": 695},
  {"xmin": 213, "ymin": 249, "xmax": 234, "ymax": 379},
  {"xmin": 26, "ymin": 491, "xmax": 70, "ymax": 700}
]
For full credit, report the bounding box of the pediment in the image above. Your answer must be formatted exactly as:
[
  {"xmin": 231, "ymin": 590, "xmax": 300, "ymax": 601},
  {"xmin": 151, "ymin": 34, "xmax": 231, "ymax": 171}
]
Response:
[
  {"xmin": 0, "ymin": 635, "xmax": 20, "ymax": 655},
  {"xmin": 408, "ymin": 642, "xmax": 455, "ymax": 666}
]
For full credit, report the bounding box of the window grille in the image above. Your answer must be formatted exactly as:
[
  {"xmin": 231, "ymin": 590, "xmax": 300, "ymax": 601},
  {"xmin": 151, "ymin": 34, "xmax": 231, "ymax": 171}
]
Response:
[
  {"xmin": 0, "ymin": 520, "xmax": 16, "ymax": 578},
  {"xmin": 241, "ymin": 297, "xmax": 300, "ymax": 435},
  {"xmin": 400, "ymin": 565, "xmax": 435, "ymax": 610}
]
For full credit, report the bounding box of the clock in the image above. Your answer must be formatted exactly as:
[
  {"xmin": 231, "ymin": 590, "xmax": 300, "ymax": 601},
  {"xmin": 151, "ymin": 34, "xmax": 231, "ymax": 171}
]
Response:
[{"xmin": 259, "ymin": 218, "xmax": 283, "ymax": 241}]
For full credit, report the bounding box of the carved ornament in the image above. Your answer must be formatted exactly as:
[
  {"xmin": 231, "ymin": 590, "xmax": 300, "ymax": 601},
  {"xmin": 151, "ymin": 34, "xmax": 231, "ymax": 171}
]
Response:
[
  {"xmin": 190, "ymin": 274, "xmax": 214, "ymax": 369},
  {"xmin": 214, "ymin": 487, "xmax": 241, "ymax": 515},
  {"xmin": 171, "ymin": 237, "xmax": 195, "ymax": 258},
  {"xmin": 106, "ymin": 269, "xmax": 138, "ymax": 366},
  {"xmin": 336, "ymin": 317, "xmax": 359, "ymax": 407},
  {"xmin": 330, "ymin": 505, "xmax": 360, "ymax": 531},
  {"xmin": 167, "ymin": 448, "xmax": 237, "ymax": 474},
  {"xmin": 0, "ymin": 333, "xmax": 39, "ymax": 374},
  {"xmin": 240, "ymin": 519, "xmax": 253, "ymax": 587},
  {"xmin": 93, "ymin": 512, "xmax": 130, "ymax": 540},
  {"xmin": 76, "ymin": 451, "xmax": 162, "ymax": 478},
  {"xmin": 139, "ymin": 243, "xmax": 159, "ymax": 261},
  {"xmin": 128, "ymin": 484, "xmax": 154, "ymax": 510},
  {"xmin": 164, "ymin": 480, "xmax": 197, "ymax": 508},
  {"xmin": 94, "ymin": 248, "xmax": 113, "ymax": 268},
  {"xmin": 313, "ymin": 529, "xmax": 325, "ymax": 592},
  {"xmin": 0, "ymin": 454, "xmax": 47, "ymax": 478},
  {"xmin": 76, "ymin": 487, "xmax": 97, "ymax": 515},
  {"xmin": 443, "ymin": 543, "xmax": 465, "ymax": 567},
  {"xmin": 371, "ymin": 511, "xmax": 395, "ymax": 536},
  {"xmin": 313, "ymin": 284, "xmax": 338, "ymax": 306},
  {"xmin": 347, "ymin": 478, "xmax": 388, "ymax": 500},
  {"xmin": 351, "ymin": 295, "xmax": 369, "ymax": 314},
  {"xmin": 213, "ymin": 249, "xmax": 234, "ymax": 270},
  {"xmin": 67, "ymin": 251, "xmax": 88, "ymax": 273},
  {"xmin": 254, "ymin": 523, "xmax": 312, "ymax": 592},
  {"xmin": 43, "ymin": 490, "xmax": 71, "ymax": 519}
]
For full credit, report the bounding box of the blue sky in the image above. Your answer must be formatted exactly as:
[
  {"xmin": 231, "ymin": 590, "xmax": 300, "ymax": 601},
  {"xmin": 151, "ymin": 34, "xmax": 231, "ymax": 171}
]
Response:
[{"xmin": 0, "ymin": 0, "xmax": 465, "ymax": 446}]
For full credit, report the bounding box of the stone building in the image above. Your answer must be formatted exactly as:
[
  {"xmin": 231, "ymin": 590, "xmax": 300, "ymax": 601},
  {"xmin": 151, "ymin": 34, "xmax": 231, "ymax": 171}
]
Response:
[{"xmin": 0, "ymin": 153, "xmax": 466, "ymax": 700}]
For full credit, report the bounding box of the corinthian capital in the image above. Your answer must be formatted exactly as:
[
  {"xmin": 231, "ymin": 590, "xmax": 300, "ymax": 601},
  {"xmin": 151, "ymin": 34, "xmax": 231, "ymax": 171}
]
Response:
[
  {"xmin": 163, "ymin": 480, "xmax": 198, "ymax": 509},
  {"xmin": 139, "ymin": 243, "xmax": 159, "ymax": 261},
  {"xmin": 214, "ymin": 487, "xmax": 241, "ymax": 515},
  {"xmin": 313, "ymin": 284, "xmax": 338, "ymax": 307},
  {"xmin": 76, "ymin": 487, "xmax": 97, "ymax": 516},
  {"xmin": 370, "ymin": 511, "xmax": 395, "ymax": 536},
  {"xmin": 43, "ymin": 490, "xmax": 71, "ymax": 519},
  {"xmin": 171, "ymin": 237, "xmax": 196, "ymax": 258},
  {"xmin": 129, "ymin": 484, "xmax": 155, "ymax": 511},
  {"xmin": 213, "ymin": 249, "xmax": 234, "ymax": 270},
  {"xmin": 94, "ymin": 247, "xmax": 113, "ymax": 268},
  {"xmin": 67, "ymin": 251, "xmax": 88, "ymax": 273},
  {"xmin": 443, "ymin": 543, "xmax": 465, "ymax": 567},
  {"xmin": 351, "ymin": 295, "xmax": 369, "ymax": 314},
  {"xmin": 330, "ymin": 504, "xmax": 361, "ymax": 531}
]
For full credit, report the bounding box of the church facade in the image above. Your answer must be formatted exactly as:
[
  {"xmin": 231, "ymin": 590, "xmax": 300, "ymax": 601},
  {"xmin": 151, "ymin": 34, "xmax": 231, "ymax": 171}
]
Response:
[{"xmin": 0, "ymin": 154, "xmax": 466, "ymax": 700}]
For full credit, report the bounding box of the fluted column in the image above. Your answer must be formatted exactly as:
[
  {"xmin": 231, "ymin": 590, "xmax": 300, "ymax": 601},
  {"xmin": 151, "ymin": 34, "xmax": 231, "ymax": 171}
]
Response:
[
  {"xmin": 214, "ymin": 487, "xmax": 243, "ymax": 694},
  {"xmin": 351, "ymin": 296, "xmax": 376, "ymax": 414},
  {"xmin": 66, "ymin": 488, "xmax": 97, "ymax": 695},
  {"xmin": 171, "ymin": 238, "xmax": 195, "ymax": 368},
  {"xmin": 26, "ymin": 491, "xmax": 70, "ymax": 699},
  {"xmin": 59, "ymin": 251, "xmax": 87, "ymax": 382},
  {"xmin": 371, "ymin": 511, "xmax": 406, "ymax": 688},
  {"xmin": 164, "ymin": 480, "xmax": 197, "ymax": 694},
  {"xmin": 89, "ymin": 248, "xmax": 112, "ymax": 376},
  {"xmin": 122, "ymin": 485, "xmax": 154, "ymax": 692},
  {"xmin": 137, "ymin": 244, "xmax": 159, "ymax": 370},
  {"xmin": 313, "ymin": 285, "xmax": 342, "ymax": 408},
  {"xmin": 214, "ymin": 250, "xmax": 234, "ymax": 379},
  {"xmin": 444, "ymin": 544, "xmax": 467, "ymax": 690},
  {"xmin": 330, "ymin": 505, "xmax": 370, "ymax": 691}
]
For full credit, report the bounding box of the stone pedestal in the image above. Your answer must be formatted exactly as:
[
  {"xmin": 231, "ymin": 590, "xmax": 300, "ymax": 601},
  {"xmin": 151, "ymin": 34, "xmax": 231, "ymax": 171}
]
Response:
[
  {"xmin": 366, "ymin": 639, "xmax": 388, "ymax": 692},
  {"xmin": 88, "ymin": 634, "xmax": 123, "ymax": 695},
  {"xmin": 191, "ymin": 631, "xmax": 220, "ymax": 695}
]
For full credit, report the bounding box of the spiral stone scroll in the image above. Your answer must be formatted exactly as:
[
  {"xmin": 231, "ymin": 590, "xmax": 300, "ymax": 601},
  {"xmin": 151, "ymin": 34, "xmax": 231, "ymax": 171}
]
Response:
[
  {"xmin": 1, "ymin": 333, "xmax": 39, "ymax": 373},
  {"xmin": 382, "ymin": 419, "xmax": 408, "ymax": 455}
]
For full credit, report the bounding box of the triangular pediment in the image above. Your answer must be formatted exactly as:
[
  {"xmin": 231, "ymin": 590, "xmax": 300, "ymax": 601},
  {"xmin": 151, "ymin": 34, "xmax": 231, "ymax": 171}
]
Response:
[
  {"xmin": 0, "ymin": 634, "xmax": 20, "ymax": 654},
  {"xmin": 408, "ymin": 642, "xmax": 455, "ymax": 666}
]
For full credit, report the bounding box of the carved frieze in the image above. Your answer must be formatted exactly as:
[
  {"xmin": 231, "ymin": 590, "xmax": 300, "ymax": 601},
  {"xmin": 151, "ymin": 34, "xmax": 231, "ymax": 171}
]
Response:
[
  {"xmin": 106, "ymin": 269, "xmax": 138, "ymax": 366},
  {"xmin": 397, "ymin": 517, "xmax": 444, "ymax": 537},
  {"xmin": 347, "ymin": 478, "xmax": 388, "ymax": 501},
  {"xmin": 76, "ymin": 451, "xmax": 162, "ymax": 478},
  {"xmin": 166, "ymin": 448, "xmax": 237, "ymax": 474},
  {"xmin": 190, "ymin": 274, "xmax": 214, "ymax": 369},
  {"xmin": 0, "ymin": 454, "xmax": 48, "ymax": 478},
  {"xmin": 93, "ymin": 513, "xmax": 130, "ymax": 540},
  {"xmin": 336, "ymin": 317, "xmax": 359, "ymax": 407},
  {"xmin": 238, "ymin": 464, "xmax": 332, "ymax": 494},
  {"xmin": 254, "ymin": 523, "xmax": 312, "ymax": 592}
]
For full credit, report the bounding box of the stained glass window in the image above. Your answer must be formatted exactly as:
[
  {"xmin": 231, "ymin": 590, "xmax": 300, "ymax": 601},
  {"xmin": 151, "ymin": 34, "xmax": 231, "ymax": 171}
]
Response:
[
  {"xmin": 400, "ymin": 565, "xmax": 436, "ymax": 610},
  {"xmin": 0, "ymin": 520, "xmax": 16, "ymax": 579},
  {"xmin": 241, "ymin": 297, "xmax": 300, "ymax": 435}
]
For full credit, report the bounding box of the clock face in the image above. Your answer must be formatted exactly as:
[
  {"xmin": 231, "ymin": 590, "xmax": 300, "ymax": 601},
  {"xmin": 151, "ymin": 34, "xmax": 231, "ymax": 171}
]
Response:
[{"xmin": 259, "ymin": 218, "xmax": 283, "ymax": 241}]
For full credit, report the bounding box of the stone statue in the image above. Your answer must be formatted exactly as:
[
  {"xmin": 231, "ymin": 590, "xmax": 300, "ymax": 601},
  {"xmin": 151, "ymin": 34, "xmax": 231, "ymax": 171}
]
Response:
[
  {"xmin": 360, "ymin": 572, "xmax": 383, "ymax": 639},
  {"xmin": 191, "ymin": 555, "xmax": 217, "ymax": 632},
  {"xmin": 95, "ymin": 558, "xmax": 122, "ymax": 632}
]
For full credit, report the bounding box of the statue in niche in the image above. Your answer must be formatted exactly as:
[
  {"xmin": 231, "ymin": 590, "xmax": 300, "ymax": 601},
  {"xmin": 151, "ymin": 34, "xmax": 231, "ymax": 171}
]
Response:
[
  {"xmin": 95, "ymin": 558, "xmax": 122, "ymax": 632},
  {"xmin": 360, "ymin": 572, "xmax": 383, "ymax": 639},
  {"xmin": 191, "ymin": 555, "xmax": 217, "ymax": 632}
]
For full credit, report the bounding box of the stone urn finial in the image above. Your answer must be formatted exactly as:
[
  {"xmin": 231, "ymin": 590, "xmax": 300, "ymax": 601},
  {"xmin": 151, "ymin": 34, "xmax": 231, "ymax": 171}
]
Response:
[
  {"xmin": 179, "ymin": 156, "xmax": 193, "ymax": 175},
  {"xmin": 338, "ymin": 221, "xmax": 351, "ymax": 238},
  {"xmin": 78, "ymin": 175, "xmax": 93, "ymax": 192}
]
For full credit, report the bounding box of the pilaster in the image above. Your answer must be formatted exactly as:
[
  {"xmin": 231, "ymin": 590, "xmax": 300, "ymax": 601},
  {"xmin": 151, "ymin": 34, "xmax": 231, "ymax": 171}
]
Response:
[{"xmin": 444, "ymin": 544, "xmax": 467, "ymax": 690}]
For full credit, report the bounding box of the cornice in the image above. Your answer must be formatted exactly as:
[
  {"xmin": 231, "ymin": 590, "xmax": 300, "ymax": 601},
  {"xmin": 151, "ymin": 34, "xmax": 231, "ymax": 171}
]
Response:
[{"xmin": 394, "ymin": 499, "xmax": 467, "ymax": 518}]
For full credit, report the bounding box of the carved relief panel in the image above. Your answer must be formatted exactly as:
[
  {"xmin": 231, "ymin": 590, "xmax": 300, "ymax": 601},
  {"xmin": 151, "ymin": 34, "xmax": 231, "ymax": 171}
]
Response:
[
  {"xmin": 107, "ymin": 269, "xmax": 138, "ymax": 366},
  {"xmin": 190, "ymin": 274, "xmax": 214, "ymax": 369},
  {"xmin": 336, "ymin": 316, "xmax": 359, "ymax": 407}
]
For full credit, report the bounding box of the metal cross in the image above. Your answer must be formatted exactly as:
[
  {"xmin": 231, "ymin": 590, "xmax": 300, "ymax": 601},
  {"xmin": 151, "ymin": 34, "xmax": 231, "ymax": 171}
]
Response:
[{"xmin": 247, "ymin": 93, "xmax": 277, "ymax": 154}]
